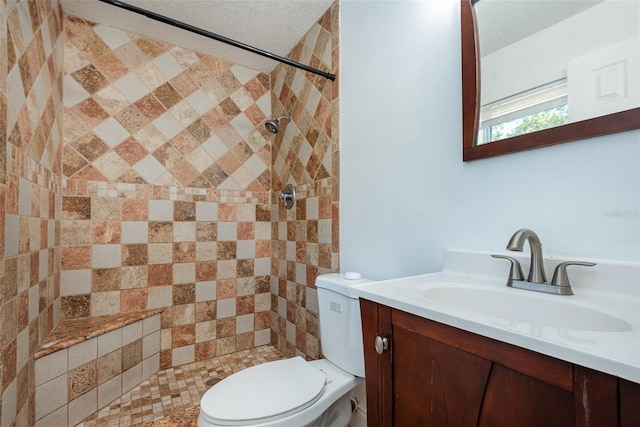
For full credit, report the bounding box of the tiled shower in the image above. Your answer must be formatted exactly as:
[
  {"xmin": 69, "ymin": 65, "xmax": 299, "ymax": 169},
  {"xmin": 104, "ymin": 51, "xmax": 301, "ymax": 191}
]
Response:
[{"xmin": 0, "ymin": 0, "xmax": 339, "ymax": 425}]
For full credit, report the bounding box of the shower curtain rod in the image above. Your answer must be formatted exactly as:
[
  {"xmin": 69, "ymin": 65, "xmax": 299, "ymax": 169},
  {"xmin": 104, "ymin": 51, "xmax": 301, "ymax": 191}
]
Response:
[{"xmin": 96, "ymin": 0, "xmax": 336, "ymax": 81}]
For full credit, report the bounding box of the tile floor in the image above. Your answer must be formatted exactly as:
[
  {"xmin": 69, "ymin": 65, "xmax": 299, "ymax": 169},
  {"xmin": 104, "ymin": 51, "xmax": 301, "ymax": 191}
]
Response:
[{"xmin": 78, "ymin": 345, "xmax": 284, "ymax": 427}]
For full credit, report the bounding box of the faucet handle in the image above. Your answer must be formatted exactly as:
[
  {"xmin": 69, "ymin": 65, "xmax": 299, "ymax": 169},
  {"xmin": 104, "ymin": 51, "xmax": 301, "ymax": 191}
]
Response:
[
  {"xmin": 551, "ymin": 261, "xmax": 596, "ymax": 289},
  {"xmin": 491, "ymin": 255, "xmax": 525, "ymax": 286}
]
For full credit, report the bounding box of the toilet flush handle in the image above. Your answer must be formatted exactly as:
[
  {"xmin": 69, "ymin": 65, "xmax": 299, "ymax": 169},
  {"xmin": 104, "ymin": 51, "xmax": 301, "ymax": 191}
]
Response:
[{"xmin": 375, "ymin": 336, "xmax": 389, "ymax": 355}]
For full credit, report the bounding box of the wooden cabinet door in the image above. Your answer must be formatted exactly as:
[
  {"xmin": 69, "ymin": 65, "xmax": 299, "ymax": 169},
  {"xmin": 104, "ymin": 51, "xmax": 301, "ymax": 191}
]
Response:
[
  {"xmin": 479, "ymin": 364, "xmax": 574, "ymax": 427},
  {"xmin": 360, "ymin": 299, "xmax": 393, "ymax": 426},
  {"xmin": 620, "ymin": 379, "xmax": 640, "ymax": 427},
  {"xmin": 361, "ymin": 299, "xmax": 634, "ymax": 427},
  {"xmin": 573, "ymin": 366, "xmax": 618, "ymax": 427},
  {"xmin": 392, "ymin": 308, "xmax": 574, "ymax": 427},
  {"xmin": 392, "ymin": 325, "xmax": 491, "ymax": 426}
]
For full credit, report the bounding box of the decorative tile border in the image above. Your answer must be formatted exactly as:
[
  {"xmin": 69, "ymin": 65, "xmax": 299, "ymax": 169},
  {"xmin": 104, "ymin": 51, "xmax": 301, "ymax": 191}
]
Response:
[{"xmin": 64, "ymin": 178, "xmax": 270, "ymax": 204}]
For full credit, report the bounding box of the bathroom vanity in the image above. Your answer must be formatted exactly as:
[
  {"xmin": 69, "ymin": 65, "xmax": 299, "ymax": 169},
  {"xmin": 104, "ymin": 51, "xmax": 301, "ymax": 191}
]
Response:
[
  {"xmin": 355, "ymin": 251, "xmax": 640, "ymax": 426},
  {"xmin": 360, "ymin": 299, "xmax": 639, "ymax": 426}
]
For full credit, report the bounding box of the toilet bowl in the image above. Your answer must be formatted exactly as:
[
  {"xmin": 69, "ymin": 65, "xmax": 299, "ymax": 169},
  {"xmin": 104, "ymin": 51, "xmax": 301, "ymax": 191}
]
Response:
[
  {"xmin": 197, "ymin": 358, "xmax": 362, "ymax": 426},
  {"xmin": 198, "ymin": 273, "xmax": 370, "ymax": 427}
]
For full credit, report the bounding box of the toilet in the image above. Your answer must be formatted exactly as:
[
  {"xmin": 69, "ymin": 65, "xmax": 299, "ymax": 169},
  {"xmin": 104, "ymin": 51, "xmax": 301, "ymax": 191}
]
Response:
[{"xmin": 198, "ymin": 273, "xmax": 370, "ymax": 427}]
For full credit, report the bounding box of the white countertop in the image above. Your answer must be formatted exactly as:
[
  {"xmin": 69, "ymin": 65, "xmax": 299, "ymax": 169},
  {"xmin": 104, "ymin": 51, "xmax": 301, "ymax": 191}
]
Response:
[{"xmin": 352, "ymin": 250, "xmax": 640, "ymax": 383}]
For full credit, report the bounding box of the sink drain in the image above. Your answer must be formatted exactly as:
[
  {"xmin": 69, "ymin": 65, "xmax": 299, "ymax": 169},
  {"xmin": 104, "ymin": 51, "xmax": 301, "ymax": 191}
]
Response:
[{"xmin": 205, "ymin": 378, "xmax": 222, "ymax": 387}]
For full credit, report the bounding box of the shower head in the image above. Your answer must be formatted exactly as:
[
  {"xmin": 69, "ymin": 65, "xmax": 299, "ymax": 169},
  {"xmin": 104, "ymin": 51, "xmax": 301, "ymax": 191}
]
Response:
[{"xmin": 265, "ymin": 115, "xmax": 291, "ymax": 134}]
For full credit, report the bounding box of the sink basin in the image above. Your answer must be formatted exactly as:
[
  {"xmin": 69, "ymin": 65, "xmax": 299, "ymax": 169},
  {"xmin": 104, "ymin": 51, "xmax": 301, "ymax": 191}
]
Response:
[
  {"xmin": 423, "ymin": 285, "xmax": 632, "ymax": 332},
  {"xmin": 352, "ymin": 251, "xmax": 640, "ymax": 382}
]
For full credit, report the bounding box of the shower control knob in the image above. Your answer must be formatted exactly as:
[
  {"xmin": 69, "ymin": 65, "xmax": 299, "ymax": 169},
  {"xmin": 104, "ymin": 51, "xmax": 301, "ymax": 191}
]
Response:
[
  {"xmin": 280, "ymin": 184, "xmax": 295, "ymax": 209},
  {"xmin": 375, "ymin": 336, "xmax": 389, "ymax": 355}
]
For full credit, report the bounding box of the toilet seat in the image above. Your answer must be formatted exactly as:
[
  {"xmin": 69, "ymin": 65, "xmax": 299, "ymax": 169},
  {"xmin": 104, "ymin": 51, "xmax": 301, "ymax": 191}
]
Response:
[{"xmin": 200, "ymin": 357, "xmax": 328, "ymax": 426}]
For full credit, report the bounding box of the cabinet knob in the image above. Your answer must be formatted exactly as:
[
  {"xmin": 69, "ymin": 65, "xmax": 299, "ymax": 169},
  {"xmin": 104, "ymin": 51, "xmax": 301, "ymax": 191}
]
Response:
[{"xmin": 375, "ymin": 336, "xmax": 389, "ymax": 355}]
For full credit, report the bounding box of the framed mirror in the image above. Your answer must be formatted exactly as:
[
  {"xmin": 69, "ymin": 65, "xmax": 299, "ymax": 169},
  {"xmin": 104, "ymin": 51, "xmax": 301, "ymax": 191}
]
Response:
[{"xmin": 461, "ymin": 0, "xmax": 640, "ymax": 161}]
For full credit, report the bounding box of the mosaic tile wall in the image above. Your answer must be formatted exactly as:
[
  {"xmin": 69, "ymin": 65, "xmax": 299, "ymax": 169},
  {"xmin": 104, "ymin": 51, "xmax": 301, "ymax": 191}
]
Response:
[
  {"xmin": 1, "ymin": 1, "xmax": 65, "ymax": 426},
  {"xmin": 269, "ymin": 3, "xmax": 340, "ymax": 359},
  {"xmin": 61, "ymin": 19, "xmax": 274, "ymax": 370}
]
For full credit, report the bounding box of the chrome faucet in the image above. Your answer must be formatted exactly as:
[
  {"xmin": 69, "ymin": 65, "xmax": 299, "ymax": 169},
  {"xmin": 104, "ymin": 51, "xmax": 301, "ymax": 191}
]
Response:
[{"xmin": 492, "ymin": 228, "xmax": 595, "ymax": 295}]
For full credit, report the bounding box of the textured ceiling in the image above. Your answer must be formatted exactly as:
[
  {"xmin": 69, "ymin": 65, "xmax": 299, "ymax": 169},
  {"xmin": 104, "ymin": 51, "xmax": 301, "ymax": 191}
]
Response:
[{"xmin": 60, "ymin": 0, "xmax": 334, "ymax": 73}]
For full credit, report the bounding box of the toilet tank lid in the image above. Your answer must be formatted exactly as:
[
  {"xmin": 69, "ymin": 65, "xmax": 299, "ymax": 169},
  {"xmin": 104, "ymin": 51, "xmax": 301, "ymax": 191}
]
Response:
[
  {"xmin": 315, "ymin": 273, "xmax": 372, "ymax": 298},
  {"xmin": 200, "ymin": 357, "xmax": 327, "ymax": 425}
]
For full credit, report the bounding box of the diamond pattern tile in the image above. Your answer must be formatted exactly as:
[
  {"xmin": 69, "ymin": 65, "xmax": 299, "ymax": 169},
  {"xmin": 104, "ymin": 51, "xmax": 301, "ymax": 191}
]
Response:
[
  {"xmin": 63, "ymin": 17, "xmax": 271, "ymax": 190},
  {"xmin": 269, "ymin": 3, "xmax": 339, "ymax": 359}
]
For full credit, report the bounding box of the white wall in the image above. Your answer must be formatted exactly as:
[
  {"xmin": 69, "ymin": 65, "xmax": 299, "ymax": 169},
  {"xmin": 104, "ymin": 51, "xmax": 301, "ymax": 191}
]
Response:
[{"xmin": 339, "ymin": 0, "xmax": 640, "ymax": 280}]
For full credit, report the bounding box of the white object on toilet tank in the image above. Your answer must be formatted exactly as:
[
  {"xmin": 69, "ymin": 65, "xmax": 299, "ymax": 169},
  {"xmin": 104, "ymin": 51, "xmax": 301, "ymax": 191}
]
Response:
[
  {"xmin": 344, "ymin": 271, "xmax": 362, "ymax": 280},
  {"xmin": 316, "ymin": 273, "xmax": 371, "ymax": 378}
]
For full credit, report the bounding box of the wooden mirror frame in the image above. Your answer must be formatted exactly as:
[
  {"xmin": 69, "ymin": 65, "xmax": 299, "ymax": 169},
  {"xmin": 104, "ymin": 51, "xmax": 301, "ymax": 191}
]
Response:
[{"xmin": 461, "ymin": 0, "xmax": 640, "ymax": 161}]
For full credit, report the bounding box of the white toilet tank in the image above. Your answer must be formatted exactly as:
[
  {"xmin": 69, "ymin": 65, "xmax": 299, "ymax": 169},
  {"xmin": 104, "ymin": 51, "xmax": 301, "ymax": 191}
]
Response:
[{"xmin": 316, "ymin": 273, "xmax": 371, "ymax": 378}]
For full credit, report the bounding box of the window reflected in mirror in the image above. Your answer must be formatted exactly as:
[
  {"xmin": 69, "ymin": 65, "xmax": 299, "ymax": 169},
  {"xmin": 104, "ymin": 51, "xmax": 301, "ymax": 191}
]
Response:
[{"xmin": 478, "ymin": 79, "xmax": 569, "ymax": 144}]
